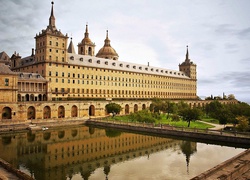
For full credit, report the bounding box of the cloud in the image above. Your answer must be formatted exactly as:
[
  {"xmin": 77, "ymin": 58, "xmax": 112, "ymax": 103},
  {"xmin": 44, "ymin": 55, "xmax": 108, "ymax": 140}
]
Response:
[{"xmin": 237, "ymin": 27, "xmax": 250, "ymax": 39}]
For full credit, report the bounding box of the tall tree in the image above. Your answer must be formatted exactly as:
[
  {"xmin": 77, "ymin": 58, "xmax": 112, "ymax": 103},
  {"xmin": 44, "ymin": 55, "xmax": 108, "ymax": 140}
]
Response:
[
  {"xmin": 179, "ymin": 107, "xmax": 201, "ymax": 127},
  {"xmin": 105, "ymin": 103, "xmax": 122, "ymax": 115}
]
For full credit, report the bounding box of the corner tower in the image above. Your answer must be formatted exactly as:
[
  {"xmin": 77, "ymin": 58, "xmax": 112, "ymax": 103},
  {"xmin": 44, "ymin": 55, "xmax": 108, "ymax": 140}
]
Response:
[
  {"xmin": 35, "ymin": 1, "xmax": 68, "ymax": 63},
  {"xmin": 179, "ymin": 46, "xmax": 197, "ymax": 79},
  {"xmin": 78, "ymin": 24, "xmax": 95, "ymax": 56},
  {"xmin": 96, "ymin": 30, "xmax": 119, "ymax": 60}
]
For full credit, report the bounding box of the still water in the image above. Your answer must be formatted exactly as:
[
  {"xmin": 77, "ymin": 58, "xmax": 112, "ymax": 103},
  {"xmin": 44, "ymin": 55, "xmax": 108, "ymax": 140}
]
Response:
[{"xmin": 0, "ymin": 125, "xmax": 246, "ymax": 180}]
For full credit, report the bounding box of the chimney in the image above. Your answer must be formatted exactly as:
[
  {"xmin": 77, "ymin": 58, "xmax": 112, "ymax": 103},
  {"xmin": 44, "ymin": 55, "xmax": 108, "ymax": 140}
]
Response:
[{"xmin": 31, "ymin": 48, "xmax": 34, "ymax": 56}]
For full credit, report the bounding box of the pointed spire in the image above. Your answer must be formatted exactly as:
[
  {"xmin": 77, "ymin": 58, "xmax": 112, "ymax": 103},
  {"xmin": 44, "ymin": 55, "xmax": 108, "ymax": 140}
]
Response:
[
  {"xmin": 186, "ymin": 45, "xmax": 189, "ymax": 60},
  {"xmin": 104, "ymin": 30, "xmax": 111, "ymax": 46},
  {"xmin": 68, "ymin": 37, "xmax": 76, "ymax": 54},
  {"xmin": 84, "ymin": 24, "xmax": 89, "ymax": 39},
  {"xmin": 49, "ymin": 1, "xmax": 56, "ymax": 30}
]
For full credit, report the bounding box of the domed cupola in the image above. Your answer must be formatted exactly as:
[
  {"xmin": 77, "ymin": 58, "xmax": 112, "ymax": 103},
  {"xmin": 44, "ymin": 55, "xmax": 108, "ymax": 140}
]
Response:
[
  {"xmin": 78, "ymin": 24, "xmax": 95, "ymax": 56},
  {"xmin": 96, "ymin": 30, "xmax": 119, "ymax": 60}
]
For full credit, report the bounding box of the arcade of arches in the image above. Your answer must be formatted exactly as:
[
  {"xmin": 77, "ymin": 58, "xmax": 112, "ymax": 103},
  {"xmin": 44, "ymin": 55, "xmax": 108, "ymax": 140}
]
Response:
[{"xmin": 0, "ymin": 100, "xmax": 237, "ymax": 121}]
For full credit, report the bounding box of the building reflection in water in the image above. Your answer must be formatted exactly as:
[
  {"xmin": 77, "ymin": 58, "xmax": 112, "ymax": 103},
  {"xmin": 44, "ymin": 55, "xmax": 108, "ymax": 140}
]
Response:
[{"xmin": 0, "ymin": 125, "xmax": 196, "ymax": 180}]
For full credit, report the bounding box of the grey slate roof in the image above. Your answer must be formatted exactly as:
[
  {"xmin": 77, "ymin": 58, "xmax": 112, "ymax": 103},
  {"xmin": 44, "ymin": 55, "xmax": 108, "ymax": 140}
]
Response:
[{"xmin": 0, "ymin": 62, "xmax": 17, "ymax": 75}]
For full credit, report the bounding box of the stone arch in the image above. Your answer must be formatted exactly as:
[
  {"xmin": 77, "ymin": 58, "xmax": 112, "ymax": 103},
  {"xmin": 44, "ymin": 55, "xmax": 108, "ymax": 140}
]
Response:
[
  {"xmin": 125, "ymin": 104, "xmax": 129, "ymax": 114},
  {"xmin": 43, "ymin": 106, "xmax": 51, "ymax": 119},
  {"xmin": 17, "ymin": 94, "xmax": 21, "ymax": 101},
  {"xmin": 71, "ymin": 129, "xmax": 78, "ymax": 137},
  {"xmin": 89, "ymin": 105, "xmax": 95, "ymax": 116},
  {"xmin": 58, "ymin": 131, "xmax": 65, "ymax": 139},
  {"xmin": 142, "ymin": 104, "xmax": 146, "ymax": 110},
  {"xmin": 43, "ymin": 94, "xmax": 47, "ymax": 101},
  {"xmin": 38, "ymin": 94, "xmax": 42, "ymax": 101},
  {"xmin": 88, "ymin": 47, "xmax": 92, "ymax": 55},
  {"xmin": 30, "ymin": 94, "xmax": 35, "ymax": 101},
  {"xmin": 25, "ymin": 94, "xmax": 29, "ymax": 101},
  {"xmin": 27, "ymin": 106, "xmax": 36, "ymax": 120},
  {"xmin": 58, "ymin": 106, "xmax": 65, "ymax": 118},
  {"xmin": 43, "ymin": 132, "xmax": 51, "ymax": 141},
  {"xmin": 134, "ymin": 104, "xmax": 138, "ymax": 112},
  {"xmin": 2, "ymin": 107, "xmax": 12, "ymax": 119},
  {"xmin": 71, "ymin": 105, "xmax": 78, "ymax": 117}
]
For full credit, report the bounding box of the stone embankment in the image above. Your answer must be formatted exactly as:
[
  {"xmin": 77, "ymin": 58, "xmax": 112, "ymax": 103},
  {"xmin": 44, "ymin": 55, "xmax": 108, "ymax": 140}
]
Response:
[
  {"xmin": 191, "ymin": 148, "xmax": 250, "ymax": 180},
  {"xmin": 85, "ymin": 120, "xmax": 250, "ymax": 147},
  {"xmin": 0, "ymin": 158, "xmax": 34, "ymax": 180}
]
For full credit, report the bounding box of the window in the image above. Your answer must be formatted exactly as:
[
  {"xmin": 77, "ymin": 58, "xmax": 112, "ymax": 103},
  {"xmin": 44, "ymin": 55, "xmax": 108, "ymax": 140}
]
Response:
[
  {"xmin": 49, "ymin": 71, "xmax": 52, "ymax": 76},
  {"xmin": 62, "ymin": 72, "xmax": 64, "ymax": 77},
  {"xmin": 56, "ymin": 72, "xmax": 58, "ymax": 76},
  {"xmin": 4, "ymin": 79, "xmax": 9, "ymax": 86}
]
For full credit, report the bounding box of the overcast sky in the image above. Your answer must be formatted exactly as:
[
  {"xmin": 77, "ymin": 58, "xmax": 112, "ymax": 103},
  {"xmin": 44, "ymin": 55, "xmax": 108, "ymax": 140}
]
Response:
[{"xmin": 0, "ymin": 0, "xmax": 250, "ymax": 103}]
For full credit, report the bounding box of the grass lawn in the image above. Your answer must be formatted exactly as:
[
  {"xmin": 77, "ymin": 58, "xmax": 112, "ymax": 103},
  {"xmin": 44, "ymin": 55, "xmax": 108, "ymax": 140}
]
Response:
[
  {"xmin": 105, "ymin": 115, "xmax": 214, "ymax": 129},
  {"xmin": 200, "ymin": 117, "xmax": 219, "ymax": 124}
]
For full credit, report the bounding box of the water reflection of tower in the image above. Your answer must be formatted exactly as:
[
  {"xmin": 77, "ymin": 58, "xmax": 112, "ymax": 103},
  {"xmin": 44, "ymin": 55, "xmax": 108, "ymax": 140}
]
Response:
[{"xmin": 180, "ymin": 141, "xmax": 197, "ymax": 174}]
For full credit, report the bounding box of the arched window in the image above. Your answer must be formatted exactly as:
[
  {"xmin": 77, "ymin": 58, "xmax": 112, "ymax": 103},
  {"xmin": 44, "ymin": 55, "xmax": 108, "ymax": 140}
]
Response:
[
  {"xmin": 58, "ymin": 106, "xmax": 65, "ymax": 118},
  {"xmin": 71, "ymin": 105, "xmax": 78, "ymax": 117},
  {"xmin": 27, "ymin": 106, "xmax": 36, "ymax": 120},
  {"xmin": 89, "ymin": 105, "xmax": 95, "ymax": 116},
  {"xmin": 2, "ymin": 107, "xmax": 12, "ymax": 119},
  {"xmin": 88, "ymin": 47, "xmax": 92, "ymax": 55},
  {"xmin": 125, "ymin": 104, "xmax": 129, "ymax": 114},
  {"xmin": 43, "ymin": 106, "xmax": 51, "ymax": 119}
]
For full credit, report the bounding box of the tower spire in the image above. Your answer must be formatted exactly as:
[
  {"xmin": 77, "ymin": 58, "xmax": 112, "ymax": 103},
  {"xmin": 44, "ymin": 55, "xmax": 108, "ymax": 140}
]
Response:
[
  {"xmin": 84, "ymin": 24, "xmax": 89, "ymax": 38},
  {"xmin": 49, "ymin": 1, "xmax": 56, "ymax": 31},
  {"xmin": 104, "ymin": 30, "xmax": 110, "ymax": 46},
  {"xmin": 186, "ymin": 45, "xmax": 189, "ymax": 60}
]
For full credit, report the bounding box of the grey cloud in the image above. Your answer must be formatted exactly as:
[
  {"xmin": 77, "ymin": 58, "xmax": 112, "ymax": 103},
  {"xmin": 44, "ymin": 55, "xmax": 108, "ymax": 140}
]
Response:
[
  {"xmin": 237, "ymin": 27, "xmax": 250, "ymax": 39},
  {"xmin": 214, "ymin": 24, "xmax": 236, "ymax": 35},
  {"xmin": 221, "ymin": 71, "xmax": 250, "ymax": 89}
]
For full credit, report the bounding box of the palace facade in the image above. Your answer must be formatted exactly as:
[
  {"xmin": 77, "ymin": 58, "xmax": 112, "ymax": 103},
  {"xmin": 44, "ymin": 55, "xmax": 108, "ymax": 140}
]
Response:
[
  {"xmin": 9, "ymin": 2, "xmax": 197, "ymax": 101},
  {"xmin": 0, "ymin": 2, "xmax": 237, "ymax": 122}
]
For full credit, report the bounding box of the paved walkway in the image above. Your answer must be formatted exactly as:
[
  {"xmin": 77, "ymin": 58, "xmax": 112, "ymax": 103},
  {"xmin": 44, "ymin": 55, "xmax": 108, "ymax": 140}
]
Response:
[{"xmin": 198, "ymin": 120, "xmax": 230, "ymax": 130}]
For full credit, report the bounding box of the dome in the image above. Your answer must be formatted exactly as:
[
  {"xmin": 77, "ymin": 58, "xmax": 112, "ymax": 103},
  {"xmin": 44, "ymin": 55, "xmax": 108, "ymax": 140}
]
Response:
[{"xmin": 96, "ymin": 30, "xmax": 119, "ymax": 60}]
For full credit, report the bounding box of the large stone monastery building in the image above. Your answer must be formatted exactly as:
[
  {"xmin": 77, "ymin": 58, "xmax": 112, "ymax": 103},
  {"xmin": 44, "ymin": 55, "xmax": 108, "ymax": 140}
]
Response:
[
  {"xmin": 1, "ymin": 2, "xmax": 222, "ymax": 122},
  {"xmin": 10, "ymin": 2, "xmax": 197, "ymax": 101}
]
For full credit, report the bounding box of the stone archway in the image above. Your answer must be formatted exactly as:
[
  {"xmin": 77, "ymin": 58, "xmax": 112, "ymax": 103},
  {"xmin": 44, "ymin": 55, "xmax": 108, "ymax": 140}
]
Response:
[
  {"xmin": 58, "ymin": 106, "xmax": 65, "ymax": 118},
  {"xmin": 17, "ymin": 94, "xmax": 21, "ymax": 102},
  {"xmin": 71, "ymin": 105, "xmax": 78, "ymax": 117},
  {"xmin": 43, "ymin": 106, "xmax": 51, "ymax": 119},
  {"xmin": 38, "ymin": 94, "xmax": 42, "ymax": 101},
  {"xmin": 142, "ymin": 104, "xmax": 146, "ymax": 110},
  {"xmin": 25, "ymin": 94, "xmax": 29, "ymax": 101},
  {"xmin": 43, "ymin": 94, "xmax": 47, "ymax": 101},
  {"xmin": 27, "ymin": 106, "xmax": 36, "ymax": 120},
  {"xmin": 30, "ymin": 94, "xmax": 35, "ymax": 101},
  {"xmin": 2, "ymin": 107, "xmax": 12, "ymax": 119},
  {"xmin": 89, "ymin": 105, "xmax": 95, "ymax": 116},
  {"xmin": 134, "ymin": 104, "xmax": 138, "ymax": 112},
  {"xmin": 125, "ymin": 104, "xmax": 129, "ymax": 114}
]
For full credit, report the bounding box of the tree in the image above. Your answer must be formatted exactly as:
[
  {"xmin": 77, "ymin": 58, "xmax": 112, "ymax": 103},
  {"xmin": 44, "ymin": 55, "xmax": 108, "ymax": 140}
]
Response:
[
  {"xmin": 205, "ymin": 100, "xmax": 223, "ymax": 118},
  {"xmin": 228, "ymin": 94, "xmax": 235, "ymax": 100},
  {"xmin": 105, "ymin": 103, "xmax": 122, "ymax": 115},
  {"xmin": 236, "ymin": 116, "xmax": 249, "ymax": 132},
  {"xmin": 179, "ymin": 107, "xmax": 201, "ymax": 127}
]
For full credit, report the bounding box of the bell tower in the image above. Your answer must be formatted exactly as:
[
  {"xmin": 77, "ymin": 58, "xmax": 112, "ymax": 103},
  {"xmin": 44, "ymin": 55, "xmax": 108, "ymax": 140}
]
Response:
[
  {"xmin": 78, "ymin": 24, "xmax": 95, "ymax": 56},
  {"xmin": 34, "ymin": 1, "xmax": 68, "ymax": 63},
  {"xmin": 179, "ymin": 46, "xmax": 197, "ymax": 79}
]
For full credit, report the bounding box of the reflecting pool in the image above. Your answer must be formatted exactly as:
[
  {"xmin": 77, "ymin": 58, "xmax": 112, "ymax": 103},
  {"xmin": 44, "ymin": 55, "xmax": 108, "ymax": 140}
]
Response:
[{"xmin": 0, "ymin": 125, "xmax": 246, "ymax": 180}]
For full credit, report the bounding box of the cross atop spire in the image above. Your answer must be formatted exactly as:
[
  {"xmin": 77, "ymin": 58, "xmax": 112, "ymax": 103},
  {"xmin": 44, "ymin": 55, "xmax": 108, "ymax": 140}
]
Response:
[
  {"xmin": 104, "ymin": 30, "xmax": 111, "ymax": 46},
  {"xmin": 49, "ymin": 1, "xmax": 56, "ymax": 31},
  {"xmin": 84, "ymin": 24, "xmax": 89, "ymax": 38},
  {"xmin": 186, "ymin": 45, "xmax": 189, "ymax": 60}
]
